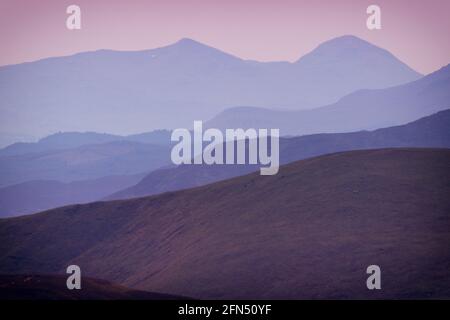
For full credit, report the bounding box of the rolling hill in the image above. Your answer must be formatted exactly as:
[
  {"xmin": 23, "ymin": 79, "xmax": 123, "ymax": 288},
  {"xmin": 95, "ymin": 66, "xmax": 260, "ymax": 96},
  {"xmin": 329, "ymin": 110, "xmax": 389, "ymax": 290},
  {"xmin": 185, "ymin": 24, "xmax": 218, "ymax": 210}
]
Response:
[
  {"xmin": 0, "ymin": 173, "xmax": 146, "ymax": 218},
  {"xmin": 2, "ymin": 110, "xmax": 448, "ymax": 217},
  {"xmin": 0, "ymin": 130, "xmax": 171, "ymax": 158},
  {"xmin": 1, "ymin": 148, "xmax": 449, "ymax": 299},
  {"xmin": 0, "ymin": 35, "xmax": 421, "ymax": 146},
  {"xmin": 108, "ymin": 109, "xmax": 450, "ymax": 200},
  {"xmin": 0, "ymin": 141, "xmax": 171, "ymax": 187},
  {"xmin": 206, "ymin": 64, "xmax": 450, "ymax": 135},
  {"xmin": 0, "ymin": 274, "xmax": 188, "ymax": 300}
]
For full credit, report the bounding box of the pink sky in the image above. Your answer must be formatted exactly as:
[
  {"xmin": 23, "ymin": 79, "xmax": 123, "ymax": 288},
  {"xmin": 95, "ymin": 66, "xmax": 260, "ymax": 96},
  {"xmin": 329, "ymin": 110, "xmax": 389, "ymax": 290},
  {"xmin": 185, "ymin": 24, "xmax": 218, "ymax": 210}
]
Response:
[{"xmin": 0, "ymin": 0, "xmax": 449, "ymax": 74}]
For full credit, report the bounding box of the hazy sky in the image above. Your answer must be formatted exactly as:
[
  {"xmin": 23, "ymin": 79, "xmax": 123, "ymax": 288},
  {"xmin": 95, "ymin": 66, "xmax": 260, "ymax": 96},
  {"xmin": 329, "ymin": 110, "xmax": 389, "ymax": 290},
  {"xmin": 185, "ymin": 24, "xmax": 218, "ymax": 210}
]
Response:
[{"xmin": 0, "ymin": 0, "xmax": 449, "ymax": 74}]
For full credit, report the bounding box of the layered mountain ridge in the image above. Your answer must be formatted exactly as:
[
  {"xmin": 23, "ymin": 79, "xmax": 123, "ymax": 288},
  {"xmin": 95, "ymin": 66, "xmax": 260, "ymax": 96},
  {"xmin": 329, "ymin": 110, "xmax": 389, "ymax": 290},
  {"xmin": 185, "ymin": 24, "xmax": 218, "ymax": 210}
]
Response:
[{"xmin": 0, "ymin": 35, "xmax": 422, "ymax": 146}]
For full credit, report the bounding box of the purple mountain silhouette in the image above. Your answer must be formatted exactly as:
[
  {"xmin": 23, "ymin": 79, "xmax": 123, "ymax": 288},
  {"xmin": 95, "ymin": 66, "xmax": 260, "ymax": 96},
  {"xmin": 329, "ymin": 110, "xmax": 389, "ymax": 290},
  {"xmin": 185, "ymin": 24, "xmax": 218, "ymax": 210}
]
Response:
[
  {"xmin": 0, "ymin": 141, "xmax": 171, "ymax": 188},
  {"xmin": 0, "ymin": 173, "xmax": 145, "ymax": 218},
  {"xmin": 0, "ymin": 130, "xmax": 171, "ymax": 157},
  {"xmin": 206, "ymin": 64, "xmax": 450, "ymax": 135},
  {"xmin": 0, "ymin": 35, "xmax": 421, "ymax": 146}
]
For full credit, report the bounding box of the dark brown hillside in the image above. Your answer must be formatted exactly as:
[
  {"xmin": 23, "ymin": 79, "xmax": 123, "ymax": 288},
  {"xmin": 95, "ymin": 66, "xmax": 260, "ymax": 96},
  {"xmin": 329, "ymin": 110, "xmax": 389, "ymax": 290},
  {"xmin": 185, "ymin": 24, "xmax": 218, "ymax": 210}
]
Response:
[
  {"xmin": 0, "ymin": 274, "xmax": 189, "ymax": 300},
  {"xmin": 1, "ymin": 149, "xmax": 449, "ymax": 299}
]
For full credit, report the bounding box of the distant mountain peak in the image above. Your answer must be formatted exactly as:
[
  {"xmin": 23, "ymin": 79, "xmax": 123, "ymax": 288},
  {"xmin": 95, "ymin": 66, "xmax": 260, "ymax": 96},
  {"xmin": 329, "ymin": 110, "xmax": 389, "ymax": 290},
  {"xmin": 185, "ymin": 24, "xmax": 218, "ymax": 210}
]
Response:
[
  {"xmin": 169, "ymin": 37, "xmax": 218, "ymax": 52},
  {"xmin": 175, "ymin": 37, "xmax": 204, "ymax": 46},
  {"xmin": 295, "ymin": 34, "xmax": 421, "ymax": 79},
  {"xmin": 320, "ymin": 35, "xmax": 374, "ymax": 47},
  {"xmin": 158, "ymin": 37, "xmax": 240, "ymax": 61},
  {"xmin": 0, "ymin": 34, "xmax": 424, "ymax": 146},
  {"xmin": 296, "ymin": 35, "xmax": 388, "ymax": 63}
]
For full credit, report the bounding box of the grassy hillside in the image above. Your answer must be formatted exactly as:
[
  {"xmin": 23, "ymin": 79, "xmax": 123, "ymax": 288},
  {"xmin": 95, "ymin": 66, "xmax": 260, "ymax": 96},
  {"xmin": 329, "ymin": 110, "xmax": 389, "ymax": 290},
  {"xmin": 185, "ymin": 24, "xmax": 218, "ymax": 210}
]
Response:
[
  {"xmin": 1, "ymin": 149, "xmax": 449, "ymax": 299},
  {"xmin": 0, "ymin": 274, "xmax": 188, "ymax": 300}
]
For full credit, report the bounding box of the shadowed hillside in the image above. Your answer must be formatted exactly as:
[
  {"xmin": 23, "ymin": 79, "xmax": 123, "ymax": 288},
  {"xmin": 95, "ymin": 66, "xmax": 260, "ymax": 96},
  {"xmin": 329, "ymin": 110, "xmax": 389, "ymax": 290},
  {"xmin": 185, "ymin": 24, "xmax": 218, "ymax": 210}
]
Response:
[
  {"xmin": 0, "ymin": 173, "xmax": 146, "ymax": 218},
  {"xmin": 108, "ymin": 110, "xmax": 450, "ymax": 200},
  {"xmin": 0, "ymin": 274, "xmax": 189, "ymax": 300},
  {"xmin": 5, "ymin": 109, "xmax": 449, "ymax": 216},
  {"xmin": 0, "ymin": 141, "xmax": 171, "ymax": 187},
  {"xmin": 1, "ymin": 149, "xmax": 449, "ymax": 299}
]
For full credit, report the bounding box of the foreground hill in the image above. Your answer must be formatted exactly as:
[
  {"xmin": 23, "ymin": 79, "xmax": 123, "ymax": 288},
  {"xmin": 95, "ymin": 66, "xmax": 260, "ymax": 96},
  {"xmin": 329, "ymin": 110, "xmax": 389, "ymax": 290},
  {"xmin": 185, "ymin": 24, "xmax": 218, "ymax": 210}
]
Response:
[
  {"xmin": 0, "ymin": 274, "xmax": 188, "ymax": 300},
  {"xmin": 109, "ymin": 109, "xmax": 450, "ymax": 200},
  {"xmin": 0, "ymin": 35, "xmax": 420, "ymax": 146},
  {"xmin": 1, "ymin": 149, "xmax": 449, "ymax": 299},
  {"xmin": 206, "ymin": 64, "xmax": 450, "ymax": 135}
]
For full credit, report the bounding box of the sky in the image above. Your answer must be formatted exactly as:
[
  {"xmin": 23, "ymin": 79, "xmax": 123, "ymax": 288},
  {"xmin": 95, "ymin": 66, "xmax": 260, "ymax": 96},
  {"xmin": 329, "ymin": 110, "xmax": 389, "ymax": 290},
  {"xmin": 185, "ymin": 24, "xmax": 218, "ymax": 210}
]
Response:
[{"xmin": 0, "ymin": 0, "xmax": 449, "ymax": 74}]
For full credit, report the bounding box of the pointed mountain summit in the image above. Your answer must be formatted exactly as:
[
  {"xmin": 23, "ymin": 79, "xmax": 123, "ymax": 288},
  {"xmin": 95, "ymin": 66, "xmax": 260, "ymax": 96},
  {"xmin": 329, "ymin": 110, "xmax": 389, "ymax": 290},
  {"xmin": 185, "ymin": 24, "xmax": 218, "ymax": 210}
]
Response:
[
  {"xmin": 174, "ymin": 37, "xmax": 205, "ymax": 47},
  {"xmin": 294, "ymin": 35, "xmax": 421, "ymax": 94},
  {"xmin": 144, "ymin": 38, "xmax": 243, "ymax": 69},
  {"xmin": 297, "ymin": 35, "xmax": 389, "ymax": 60},
  {"xmin": 297, "ymin": 35, "xmax": 404, "ymax": 63},
  {"xmin": 153, "ymin": 37, "xmax": 240, "ymax": 58},
  {"xmin": 170, "ymin": 37, "xmax": 222, "ymax": 52}
]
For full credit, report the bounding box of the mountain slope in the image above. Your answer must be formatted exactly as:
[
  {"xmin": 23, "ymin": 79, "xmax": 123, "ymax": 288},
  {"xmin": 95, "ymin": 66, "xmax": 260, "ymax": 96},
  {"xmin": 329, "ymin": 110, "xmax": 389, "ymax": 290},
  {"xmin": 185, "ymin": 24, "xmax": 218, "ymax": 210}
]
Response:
[
  {"xmin": 108, "ymin": 109, "xmax": 450, "ymax": 200},
  {"xmin": 292, "ymin": 35, "xmax": 421, "ymax": 105},
  {"xmin": 0, "ymin": 274, "xmax": 188, "ymax": 300},
  {"xmin": 0, "ymin": 173, "xmax": 146, "ymax": 218},
  {"xmin": 0, "ymin": 130, "xmax": 171, "ymax": 157},
  {"xmin": 1, "ymin": 149, "xmax": 449, "ymax": 299},
  {"xmin": 206, "ymin": 64, "xmax": 450, "ymax": 135},
  {"xmin": 0, "ymin": 141, "xmax": 171, "ymax": 187},
  {"xmin": 0, "ymin": 35, "xmax": 421, "ymax": 146}
]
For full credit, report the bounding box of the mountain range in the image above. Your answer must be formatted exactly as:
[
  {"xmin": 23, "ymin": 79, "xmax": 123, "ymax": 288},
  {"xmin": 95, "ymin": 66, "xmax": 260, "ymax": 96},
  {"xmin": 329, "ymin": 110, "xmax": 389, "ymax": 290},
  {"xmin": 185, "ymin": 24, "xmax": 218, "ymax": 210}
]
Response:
[
  {"xmin": 1, "ymin": 110, "xmax": 448, "ymax": 217},
  {"xmin": 0, "ymin": 173, "xmax": 145, "ymax": 217},
  {"xmin": 108, "ymin": 109, "xmax": 450, "ymax": 200},
  {"xmin": 0, "ymin": 130, "xmax": 171, "ymax": 157},
  {"xmin": 206, "ymin": 64, "xmax": 450, "ymax": 135},
  {"xmin": 0, "ymin": 35, "xmax": 421, "ymax": 146},
  {"xmin": 0, "ymin": 32, "xmax": 449, "ymax": 300},
  {"xmin": 0, "ymin": 140, "xmax": 171, "ymax": 187},
  {"xmin": 1, "ymin": 148, "xmax": 449, "ymax": 299}
]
